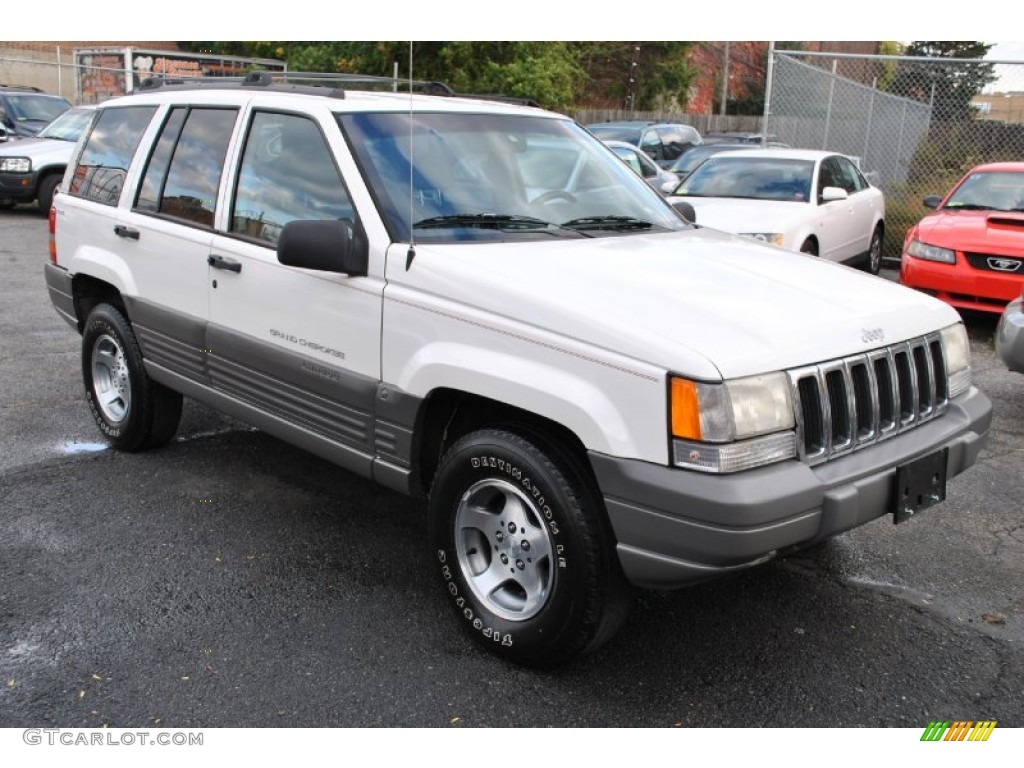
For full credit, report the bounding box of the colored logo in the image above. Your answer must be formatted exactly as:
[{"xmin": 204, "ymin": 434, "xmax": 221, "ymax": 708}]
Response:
[{"xmin": 920, "ymin": 721, "xmax": 997, "ymax": 741}]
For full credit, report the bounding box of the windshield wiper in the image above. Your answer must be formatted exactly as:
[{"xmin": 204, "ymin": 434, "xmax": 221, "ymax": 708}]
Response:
[
  {"xmin": 413, "ymin": 213, "xmax": 583, "ymax": 236},
  {"xmin": 946, "ymin": 203, "xmax": 996, "ymax": 211},
  {"xmin": 561, "ymin": 215, "xmax": 655, "ymax": 232}
]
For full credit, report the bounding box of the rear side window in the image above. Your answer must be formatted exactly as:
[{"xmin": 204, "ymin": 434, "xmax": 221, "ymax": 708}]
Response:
[
  {"xmin": 135, "ymin": 107, "xmax": 238, "ymax": 228},
  {"xmin": 230, "ymin": 111, "xmax": 354, "ymax": 245},
  {"xmin": 69, "ymin": 106, "xmax": 156, "ymax": 205}
]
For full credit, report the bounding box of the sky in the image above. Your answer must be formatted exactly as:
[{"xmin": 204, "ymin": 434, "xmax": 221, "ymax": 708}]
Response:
[{"xmin": 985, "ymin": 41, "xmax": 1024, "ymax": 93}]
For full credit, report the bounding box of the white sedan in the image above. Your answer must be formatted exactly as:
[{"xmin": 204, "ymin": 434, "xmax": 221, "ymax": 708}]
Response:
[{"xmin": 668, "ymin": 148, "xmax": 886, "ymax": 273}]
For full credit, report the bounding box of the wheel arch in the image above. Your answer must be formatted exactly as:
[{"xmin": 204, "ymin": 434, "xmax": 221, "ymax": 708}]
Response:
[
  {"xmin": 412, "ymin": 388, "xmax": 601, "ymax": 498},
  {"xmin": 71, "ymin": 274, "xmax": 128, "ymax": 333}
]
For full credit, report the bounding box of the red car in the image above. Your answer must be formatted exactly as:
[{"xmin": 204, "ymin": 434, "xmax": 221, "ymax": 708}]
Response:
[{"xmin": 900, "ymin": 162, "xmax": 1024, "ymax": 313}]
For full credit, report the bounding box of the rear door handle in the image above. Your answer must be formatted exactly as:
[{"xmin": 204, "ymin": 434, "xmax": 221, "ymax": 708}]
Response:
[
  {"xmin": 114, "ymin": 225, "xmax": 139, "ymax": 240},
  {"xmin": 207, "ymin": 254, "xmax": 242, "ymax": 273}
]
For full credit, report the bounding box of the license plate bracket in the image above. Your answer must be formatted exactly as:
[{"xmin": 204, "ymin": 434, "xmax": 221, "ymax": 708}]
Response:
[{"xmin": 893, "ymin": 448, "xmax": 948, "ymax": 524}]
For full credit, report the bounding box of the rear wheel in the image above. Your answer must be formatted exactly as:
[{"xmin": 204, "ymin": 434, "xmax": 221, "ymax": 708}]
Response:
[
  {"xmin": 82, "ymin": 303, "xmax": 182, "ymax": 451},
  {"xmin": 428, "ymin": 428, "xmax": 631, "ymax": 667}
]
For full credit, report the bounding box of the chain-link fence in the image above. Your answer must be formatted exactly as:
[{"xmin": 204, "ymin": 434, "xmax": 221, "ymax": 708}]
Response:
[
  {"xmin": 0, "ymin": 45, "xmax": 285, "ymax": 105},
  {"xmin": 766, "ymin": 49, "xmax": 1024, "ymax": 259}
]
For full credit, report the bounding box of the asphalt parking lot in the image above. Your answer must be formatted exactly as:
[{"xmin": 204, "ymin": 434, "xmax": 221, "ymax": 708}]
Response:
[{"xmin": 1, "ymin": 205, "xmax": 1022, "ymax": 728}]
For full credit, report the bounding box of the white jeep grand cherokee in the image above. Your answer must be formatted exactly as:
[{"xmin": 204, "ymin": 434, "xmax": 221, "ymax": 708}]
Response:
[{"xmin": 45, "ymin": 74, "xmax": 992, "ymax": 667}]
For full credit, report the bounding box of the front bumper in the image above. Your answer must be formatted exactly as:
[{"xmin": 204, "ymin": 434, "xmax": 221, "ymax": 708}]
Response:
[
  {"xmin": 901, "ymin": 253, "xmax": 1024, "ymax": 313},
  {"xmin": 0, "ymin": 170, "xmax": 40, "ymax": 202},
  {"xmin": 996, "ymin": 297, "xmax": 1024, "ymax": 374},
  {"xmin": 592, "ymin": 386, "xmax": 991, "ymax": 589}
]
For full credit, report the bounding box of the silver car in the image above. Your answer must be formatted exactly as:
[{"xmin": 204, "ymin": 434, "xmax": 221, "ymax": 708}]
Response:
[{"xmin": 996, "ymin": 292, "xmax": 1024, "ymax": 374}]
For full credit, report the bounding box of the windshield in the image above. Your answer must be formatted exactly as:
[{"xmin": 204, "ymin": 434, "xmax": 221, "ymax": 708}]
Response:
[
  {"xmin": 945, "ymin": 171, "xmax": 1024, "ymax": 212},
  {"xmin": 38, "ymin": 107, "xmax": 94, "ymax": 141},
  {"xmin": 339, "ymin": 112, "xmax": 687, "ymax": 243},
  {"xmin": 669, "ymin": 145, "xmax": 747, "ymax": 176},
  {"xmin": 676, "ymin": 156, "xmax": 814, "ymax": 202},
  {"xmin": 5, "ymin": 94, "xmax": 70, "ymax": 124}
]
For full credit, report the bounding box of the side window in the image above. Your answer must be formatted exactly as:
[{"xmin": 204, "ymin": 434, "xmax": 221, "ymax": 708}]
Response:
[
  {"xmin": 135, "ymin": 107, "xmax": 187, "ymax": 212},
  {"xmin": 817, "ymin": 158, "xmax": 841, "ymax": 198},
  {"xmin": 69, "ymin": 106, "xmax": 156, "ymax": 205},
  {"xmin": 640, "ymin": 130, "xmax": 662, "ymax": 161},
  {"xmin": 231, "ymin": 111, "xmax": 354, "ymax": 246},
  {"xmin": 835, "ymin": 156, "xmax": 867, "ymax": 193},
  {"xmin": 617, "ymin": 150, "xmax": 643, "ymax": 175},
  {"xmin": 136, "ymin": 107, "xmax": 237, "ymax": 227}
]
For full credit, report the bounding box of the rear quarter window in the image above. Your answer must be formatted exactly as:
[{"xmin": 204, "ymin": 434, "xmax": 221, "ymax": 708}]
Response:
[{"xmin": 69, "ymin": 106, "xmax": 156, "ymax": 206}]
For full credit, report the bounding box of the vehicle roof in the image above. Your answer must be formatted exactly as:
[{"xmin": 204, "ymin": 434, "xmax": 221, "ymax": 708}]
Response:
[
  {"xmin": 94, "ymin": 86, "xmax": 563, "ymax": 118},
  {"xmin": 961, "ymin": 162, "xmax": 1024, "ymax": 174},
  {"xmin": 704, "ymin": 147, "xmax": 844, "ymax": 162}
]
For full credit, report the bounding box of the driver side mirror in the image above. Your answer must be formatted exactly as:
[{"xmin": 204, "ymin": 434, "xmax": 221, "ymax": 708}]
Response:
[
  {"xmin": 0, "ymin": 124, "xmax": 8, "ymax": 143},
  {"xmin": 673, "ymin": 200, "xmax": 696, "ymax": 223},
  {"xmin": 820, "ymin": 186, "xmax": 848, "ymax": 203},
  {"xmin": 277, "ymin": 219, "xmax": 368, "ymax": 276}
]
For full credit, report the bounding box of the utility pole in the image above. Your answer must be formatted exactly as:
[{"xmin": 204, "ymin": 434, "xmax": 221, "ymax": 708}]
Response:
[{"xmin": 720, "ymin": 41, "xmax": 730, "ymax": 116}]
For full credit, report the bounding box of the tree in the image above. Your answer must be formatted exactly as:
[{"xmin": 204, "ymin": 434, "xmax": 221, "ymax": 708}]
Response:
[
  {"xmin": 576, "ymin": 42, "xmax": 695, "ymax": 111},
  {"xmin": 887, "ymin": 41, "xmax": 996, "ymax": 120}
]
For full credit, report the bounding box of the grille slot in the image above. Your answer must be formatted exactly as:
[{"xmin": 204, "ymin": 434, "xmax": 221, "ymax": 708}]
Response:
[{"xmin": 789, "ymin": 333, "xmax": 949, "ymax": 464}]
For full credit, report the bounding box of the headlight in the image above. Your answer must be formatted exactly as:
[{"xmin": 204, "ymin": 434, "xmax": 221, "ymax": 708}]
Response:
[
  {"xmin": 670, "ymin": 373, "xmax": 796, "ymax": 473},
  {"xmin": 940, "ymin": 323, "xmax": 971, "ymax": 397},
  {"xmin": 906, "ymin": 239, "xmax": 955, "ymax": 264},
  {"xmin": 0, "ymin": 156, "xmax": 31, "ymax": 173},
  {"xmin": 740, "ymin": 232, "xmax": 785, "ymax": 247}
]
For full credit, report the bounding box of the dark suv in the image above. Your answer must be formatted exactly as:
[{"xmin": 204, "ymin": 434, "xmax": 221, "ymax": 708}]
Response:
[
  {"xmin": 585, "ymin": 120, "xmax": 702, "ymax": 168},
  {"xmin": 0, "ymin": 85, "xmax": 71, "ymax": 140}
]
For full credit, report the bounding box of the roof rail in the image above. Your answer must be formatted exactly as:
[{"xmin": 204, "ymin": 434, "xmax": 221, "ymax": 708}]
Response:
[
  {"xmin": 134, "ymin": 72, "xmax": 538, "ymax": 107},
  {"xmin": 0, "ymin": 84, "xmax": 45, "ymax": 92}
]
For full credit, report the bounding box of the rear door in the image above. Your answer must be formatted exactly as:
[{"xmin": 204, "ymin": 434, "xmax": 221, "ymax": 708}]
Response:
[{"xmin": 118, "ymin": 105, "xmax": 240, "ymax": 378}]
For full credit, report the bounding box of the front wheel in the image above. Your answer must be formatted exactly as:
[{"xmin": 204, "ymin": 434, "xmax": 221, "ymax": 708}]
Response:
[
  {"xmin": 428, "ymin": 429, "xmax": 630, "ymax": 667},
  {"xmin": 82, "ymin": 303, "xmax": 182, "ymax": 451},
  {"xmin": 800, "ymin": 238, "xmax": 819, "ymax": 256}
]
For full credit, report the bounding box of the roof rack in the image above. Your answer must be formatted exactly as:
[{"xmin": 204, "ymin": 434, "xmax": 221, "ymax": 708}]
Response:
[
  {"xmin": 137, "ymin": 71, "xmax": 454, "ymax": 101},
  {"xmin": 0, "ymin": 84, "xmax": 45, "ymax": 92},
  {"xmin": 136, "ymin": 71, "xmax": 539, "ymax": 107}
]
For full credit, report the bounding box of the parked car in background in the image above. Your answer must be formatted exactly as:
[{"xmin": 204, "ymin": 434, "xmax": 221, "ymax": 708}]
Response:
[
  {"xmin": 703, "ymin": 131, "xmax": 787, "ymax": 147},
  {"xmin": 900, "ymin": 162, "xmax": 1024, "ymax": 314},
  {"xmin": 996, "ymin": 289, "xmax": 1024, "ymax": 373},
  {"xmin": 669, "ymin": 148, "xmax": 886, "ymax": 273},
  {"xmin": 585, "ymin": 120, "xmax": 702, "ymax": 169},
  {"xmin": 0, "ymin": 85, "xmax": 71, "ymax": 140},
  {"xmin": 667, "ymin": 142, "xmax": 753, "ymax": 182},
  {"xmin": 0, "ymin": 105, "xmax": 96, "ymax": 212},
  {"xmin": 603, "ymin": 139, "xmax": 679, "ymax": 195}
]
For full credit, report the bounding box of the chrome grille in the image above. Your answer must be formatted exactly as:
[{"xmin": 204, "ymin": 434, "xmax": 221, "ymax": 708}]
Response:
[{"xmin": 788, "ymin": 333, "xmax": 949, "ymax": 464}]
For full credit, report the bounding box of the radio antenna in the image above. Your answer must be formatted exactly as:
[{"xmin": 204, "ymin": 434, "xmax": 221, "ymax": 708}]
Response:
[{"xmin": 406, "ymin": 41, "xmax": 416, "ymax": 271}]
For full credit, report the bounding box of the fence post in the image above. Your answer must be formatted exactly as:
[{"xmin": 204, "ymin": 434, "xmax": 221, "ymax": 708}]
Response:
[
  {"xmin": 762, "ymin": 42, "xmax": 775, "ymax": 145},
  {"xmin": 823, "ymin": 59, "xmax": 837, "ymax": 150},
  {"xmin": 863, "ymin": 77, "xmax": 876, "ymax": 169}
]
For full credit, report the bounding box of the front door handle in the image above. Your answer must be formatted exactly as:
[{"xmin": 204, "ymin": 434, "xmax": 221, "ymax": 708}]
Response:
[
  {"xmin": 207, "ymin": 254, "xmax": 242, "ymax": 273},
  {"xmin": 114, "ymin": 225, "xmax": 139, "ymax": 240}
]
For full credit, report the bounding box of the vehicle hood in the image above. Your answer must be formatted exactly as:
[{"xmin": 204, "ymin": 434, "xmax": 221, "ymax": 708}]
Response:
[
  {"xmin": 669, "ymin": 196, "xmax": 813, "ymax": 235},
  {"xmin": 394, "ymin": 227, "xmax": 961, "ymax": 380},
  {"xmin": 915, "ymin": 210, "xmax": 1024, "ymax": 257},
  {"xmin": 0, "ymin": 136, "xmax": 75, "ymax": 165}
]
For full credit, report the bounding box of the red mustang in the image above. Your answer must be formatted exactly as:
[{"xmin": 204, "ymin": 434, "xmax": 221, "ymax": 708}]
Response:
[{"xmin": 900, "ymin": 162, "xmax": 1024, "ymax": 313}]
